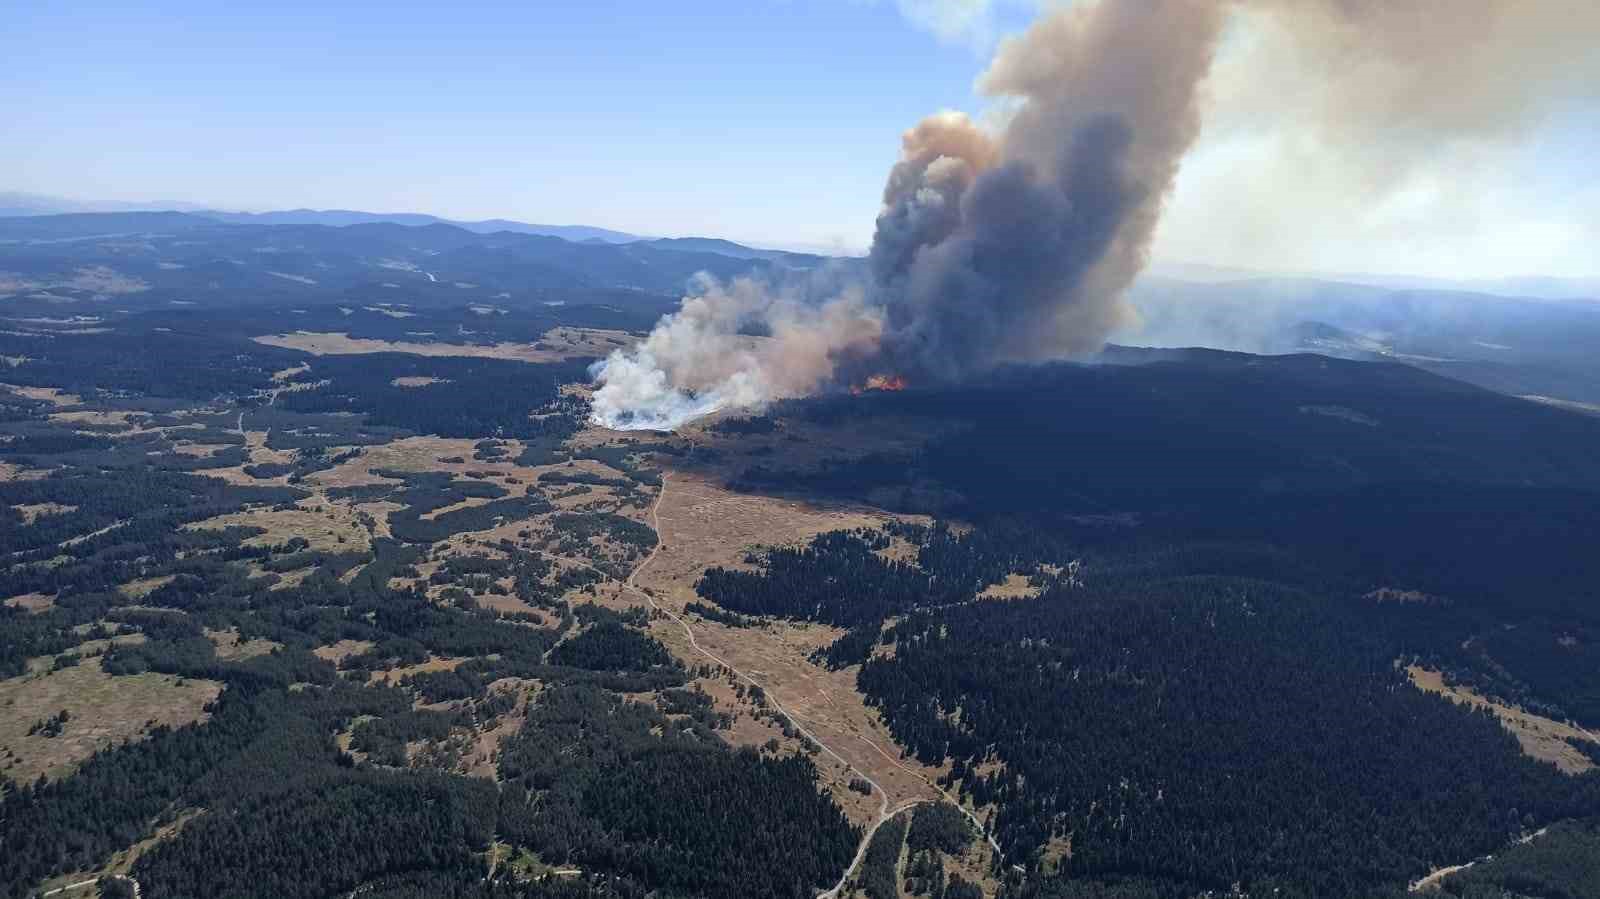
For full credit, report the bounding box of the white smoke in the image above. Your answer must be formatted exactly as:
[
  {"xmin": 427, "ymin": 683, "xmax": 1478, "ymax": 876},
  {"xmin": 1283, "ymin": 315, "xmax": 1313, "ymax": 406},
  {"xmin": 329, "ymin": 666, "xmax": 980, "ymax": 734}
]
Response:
[
  {"xmin": 591, "ymin": 0, "xmax": 1221, "ymax": 430},
  {"xmin": 589, "ymin": 274, "xmax": 882, "ymax": 430},
  {"xmin": 590, "ymin": 0, "xmax": 1584, "ymax": 431}
]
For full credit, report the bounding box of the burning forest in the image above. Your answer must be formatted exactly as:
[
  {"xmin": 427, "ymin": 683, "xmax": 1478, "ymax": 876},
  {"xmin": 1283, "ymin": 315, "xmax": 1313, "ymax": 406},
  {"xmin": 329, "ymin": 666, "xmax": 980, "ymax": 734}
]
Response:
[{"xmin": 590, "ymin": 0, "xmax": 1598, "ymax": 431}]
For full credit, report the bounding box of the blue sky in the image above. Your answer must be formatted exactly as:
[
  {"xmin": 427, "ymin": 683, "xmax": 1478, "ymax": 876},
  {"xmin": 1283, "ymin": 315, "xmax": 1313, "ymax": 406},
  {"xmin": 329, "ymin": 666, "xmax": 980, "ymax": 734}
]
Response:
[
  {"xmin": 5, "ymin": 1, "xmax": 1002, "ymax": 251},
  {"xmin": 5, "ymin": 0, "xmax": 1597, "ymax": 277}
]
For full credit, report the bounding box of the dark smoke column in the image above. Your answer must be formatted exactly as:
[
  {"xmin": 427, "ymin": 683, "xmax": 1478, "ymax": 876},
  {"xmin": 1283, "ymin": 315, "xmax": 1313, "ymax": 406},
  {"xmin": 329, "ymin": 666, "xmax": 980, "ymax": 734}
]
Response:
[
  {"xmin": 868, "ymin": 0, "xmax": 1226, "ymax": 382},
  {"xmin": 589, "ymin": 0, "xmax": 1232, "ymax": 430}
]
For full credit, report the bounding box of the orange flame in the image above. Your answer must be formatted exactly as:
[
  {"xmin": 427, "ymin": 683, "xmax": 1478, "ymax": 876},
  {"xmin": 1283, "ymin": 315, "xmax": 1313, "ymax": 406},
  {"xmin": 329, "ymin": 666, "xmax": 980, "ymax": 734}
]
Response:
[{"xmin": 854, "ymin": 374, "xmax": 907, "ymax": 394}]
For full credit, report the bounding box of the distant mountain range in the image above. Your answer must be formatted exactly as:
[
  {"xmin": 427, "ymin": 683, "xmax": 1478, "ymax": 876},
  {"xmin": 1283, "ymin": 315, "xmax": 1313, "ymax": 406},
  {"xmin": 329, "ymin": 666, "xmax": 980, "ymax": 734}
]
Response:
[
  {"xmin": 194, "ymin": 208, "xmax": 642, "ymax": 244},
  {"xmin": 3, "ymin": 205, "xmax": 1597, "ymax": 407},
  {"xmin": 0, "ymin": 209, "xmax": 837, "ymax": 315},
  {"xmin": 1148, "ymin": 260, "xmax": 1600, "ymax": 303},
  {"xmin": 7, "ymin": 193, "xmax": 1592, "ymax": 300},
  {"xmin": 1119, "ymin": 275, "xmax": 1600, "ymax": 405},
  {"xmin": 0, "ymin": 192, "xmax": 643, "ymax": 245}
]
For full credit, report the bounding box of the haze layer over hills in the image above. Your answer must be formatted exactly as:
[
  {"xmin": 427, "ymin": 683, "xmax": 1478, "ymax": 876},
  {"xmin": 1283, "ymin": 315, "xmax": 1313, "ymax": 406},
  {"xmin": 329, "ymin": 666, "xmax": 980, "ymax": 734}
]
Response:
[{"xmin": 3, "ymin": 206, "xmax": 1600, "ymax": 897}]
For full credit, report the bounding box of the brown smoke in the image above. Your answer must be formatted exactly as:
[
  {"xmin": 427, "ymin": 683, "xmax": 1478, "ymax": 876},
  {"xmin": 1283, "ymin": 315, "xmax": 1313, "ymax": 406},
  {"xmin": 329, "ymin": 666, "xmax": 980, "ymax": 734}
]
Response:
[
  {"xmin": 1160, "ymin": 0, "xmax": 1600, "ymax": 274},
  {"xmin": 868, "ymin": 0, "xmax": 1225, "ymax": 380},
  {"xmin": 1249, "ymin": 0, "xmax": 1598, "ymax": 142},
  {"xmin": 591, "ymin": 0, "xmax": 1595, "ymax": 429}
]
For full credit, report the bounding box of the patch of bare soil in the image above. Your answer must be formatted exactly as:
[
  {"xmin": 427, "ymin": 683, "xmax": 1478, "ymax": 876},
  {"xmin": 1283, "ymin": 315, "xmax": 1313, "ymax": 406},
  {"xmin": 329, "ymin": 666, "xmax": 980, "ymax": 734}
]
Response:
[
  {"xmin": 191, "ymin": 425, "xmax": 301, "ymax": 486},
  {"xmin": 872, "ymin": 534, "xmax": 921, "ymax": 566},
  {"xmin": 977, "ymin": 573, "xmax": 1041, "ymax": 601},
  {"xmin": 185, "ymin": 499, "xmax": 372, "ymax": 553},
  {"xmin": 0, "ymin": 462, "xmax": 51, "ymax": 482},
  {"xmin": 47, "ymin": 409, "xmax": 145, "ymax": 429},
  {"xmin": 4, "ymin": 593, "xmax": 55, "ymax": 613},
  {"xmin": 257, "ymin": 564, "xmax": 316, "ymax": 590},
  {"xmin": 12, "ymin": 502, "xmax": 77, "ymax": 524},
  {"xmin": 1367, "ymin": 587, "xmax": 1446, "ymax": 606},
  {"xmin": 368, "ymin": 656, "xmax": 469, "ymax": 687},
  {"xmin": 353, "ymin": 500, "xmax": 404, "ymax": 540},
  {"xmin": 272, "ymin": 362, "xmax": 310, "ymax": 382},
  {"xmin": 168, "ymin": 441, "xmax": 233, "ymax": 458},
  {"xmin": 475, "ymin": 593, "xmax": 541, "ymax": 617},
  {"xmin": 1408, "ymin": 665, "xmax": 1599, "ymax": 774},
  {"xmin": 420, "ymin": 495, "xmax": 498, "ymax": 521},
  {"xmin": 118, "ymin": 574, "xmax": 176, "ymax": 599},
  {"xmin": 312, "ymin": 639, "xmax": 376, "ymax": 664},
  {"xmin": 204, "ymin": 628, "xmax": 282, "ymax": 661},
  {"xmin": 463, "ymin": 680, "xmax": 534, "ymax": 780},
  {"xmin": 0, "ymin": 383, "xmax": 83, "ymax": 406},
  {"xmin": 309, "ymin": 435, "xmax": 551, "ymax": 490}
]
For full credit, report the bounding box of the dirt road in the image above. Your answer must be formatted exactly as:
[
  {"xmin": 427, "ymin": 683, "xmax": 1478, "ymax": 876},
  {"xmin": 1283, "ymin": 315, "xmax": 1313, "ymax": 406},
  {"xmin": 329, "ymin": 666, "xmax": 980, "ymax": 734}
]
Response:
[{"xmin": 624, "ymin": 473, "xmax": 1001, "ymax": 896}]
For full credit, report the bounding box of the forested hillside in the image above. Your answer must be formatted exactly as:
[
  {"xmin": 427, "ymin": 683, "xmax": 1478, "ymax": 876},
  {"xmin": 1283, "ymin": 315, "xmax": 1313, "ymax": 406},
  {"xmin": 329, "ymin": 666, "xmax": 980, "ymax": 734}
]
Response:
[
  {"xmin": 7, "ymin": 236, "xmax": 1600, "ymax": 899},
  {"xmin": 0, "ymin": 299, "xmax": 860, "ymax": 898},
  {"xmin": 682, "ymin": 363, "xmax": 1600, "ymax": 896}
]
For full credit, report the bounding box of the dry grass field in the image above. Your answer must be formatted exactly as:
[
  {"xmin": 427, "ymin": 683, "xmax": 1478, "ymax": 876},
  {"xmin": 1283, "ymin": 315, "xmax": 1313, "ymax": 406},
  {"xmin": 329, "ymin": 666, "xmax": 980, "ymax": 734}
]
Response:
[
  {"xmin": 312, "ymin": 639, "xmax": 376, "ymax": 664},
  {"xmin": 1408, "ymin": 665, "xmax": 1600, "ymax": 774},
  {"xmin": 368, "ymin": 656, "xmax": 468, "ymax": 687},
  {"xmin": 186, "ymin": 499, "xmax": 372, "ymax": 553},
  {"xmin": 0, "ymin": 657, "xmax": 222, "ymax": 785},
  {"xmin": 977, "ymin": 573, "xmax": 1040, "ymax": 600},
  {"xmin": 626, "ymin": 470, "xmax": 952, "ymax": 826},
  {"xmin": 251, "ymin": 326, "xmax": 632, "ymax": 363},
  {"xmin": 204, "ymin": 628, "xmax": 282, "ymax": 661},
  {"xmin": 4, "ymin": 593, "xmax": 56, "ymax": 613},
  {"xmin": 47, "ymin": 409, "xmax": 143, "ymax": 428},
  {"xmin": 12, "ymin": 502, "xmax": 77, "ymax": 524},
  {"xmin": 0, "ymin": 383, "xmax": 83, "ymax": 406},
  {"xmin": 118, "ymin": 574, "xmax": 177, "ymax": 599},
  {"xmin": 310, "ymin": 435, "xmax": 551, "ymax": 489}
]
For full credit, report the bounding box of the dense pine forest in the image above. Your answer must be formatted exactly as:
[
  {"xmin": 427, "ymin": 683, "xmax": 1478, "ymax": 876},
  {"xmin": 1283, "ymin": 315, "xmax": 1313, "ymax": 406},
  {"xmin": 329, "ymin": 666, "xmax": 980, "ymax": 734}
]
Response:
[
  {"xmin": 0, "ymin": 306, "xmax": 860, "ymax": 898},
  {"xmin": 8, "ymin": 282, "xmax": 1600, "ymax": 898},
  {"xmin": 1, "ymin": 511, "xmax": 857, "ymax": 899},
  {"xmin": 695, "ymin": 516, "xmax": 1600, "ymax": 897}
]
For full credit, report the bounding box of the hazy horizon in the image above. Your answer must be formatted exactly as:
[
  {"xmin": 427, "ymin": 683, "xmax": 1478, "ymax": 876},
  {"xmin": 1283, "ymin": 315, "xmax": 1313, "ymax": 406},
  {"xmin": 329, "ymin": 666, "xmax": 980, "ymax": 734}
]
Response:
[
  {"xmin": 8, "ymin": 188, "xmax": 1598, "ymax": 302},
  {"xmin": 7, "ymin": 0, "xmax": 1598, "ymax": 280}
]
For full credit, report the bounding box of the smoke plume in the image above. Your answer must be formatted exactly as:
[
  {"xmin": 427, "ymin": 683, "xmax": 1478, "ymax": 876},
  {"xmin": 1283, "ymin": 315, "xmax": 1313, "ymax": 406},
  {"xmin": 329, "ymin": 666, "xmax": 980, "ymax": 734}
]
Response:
[
  {"xmin": 592, "ymin": 0, "xmax": 1223, "ymax": 429},
  {"xmin": 868, "ymin": 0, "xmax": 1223, "ymax": 379},
  {"xmin": 588, "ymin": 274, "xmax": 882, "ymax": 430},
  {"xmin": 591, "ymin": 0, "xmax": 1592, "ymax": 430},
  {"xmin": 1159, "ymin": 0, "xmax": 1600, "ymax": 278}
]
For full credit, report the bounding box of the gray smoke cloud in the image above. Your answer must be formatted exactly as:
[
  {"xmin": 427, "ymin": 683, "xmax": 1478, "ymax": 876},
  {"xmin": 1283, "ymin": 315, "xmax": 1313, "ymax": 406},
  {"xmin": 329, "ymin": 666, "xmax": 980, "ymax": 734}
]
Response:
[
  {"xmin": 591, "ymin": 0, "xmax": 1591, "ymax": 430},
  {"xmin": 592, "ymin": 0, "xmax": 1222, "ymax": 429},
  {"xmin": 867, "ymin": 0, "xmax": 1223, "ymax": 380},
  {"xmin": 1157, "ymin": 0, "xmax": 1600, "ymax": 278},
  {"xmin": 588, "ymin": 274, "xmax": 882, "ymax": 430}
]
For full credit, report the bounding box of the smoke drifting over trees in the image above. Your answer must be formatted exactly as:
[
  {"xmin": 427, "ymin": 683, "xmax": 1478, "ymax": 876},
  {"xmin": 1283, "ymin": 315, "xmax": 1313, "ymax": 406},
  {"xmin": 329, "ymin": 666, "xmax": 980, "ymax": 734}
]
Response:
[
  {"xmin": 590, "ymin": 0, "xmax": 1597, "ymax": 430},
  {"xmin": 592, "ymin": 0, "xmax": 1220, "ymax": 429}
]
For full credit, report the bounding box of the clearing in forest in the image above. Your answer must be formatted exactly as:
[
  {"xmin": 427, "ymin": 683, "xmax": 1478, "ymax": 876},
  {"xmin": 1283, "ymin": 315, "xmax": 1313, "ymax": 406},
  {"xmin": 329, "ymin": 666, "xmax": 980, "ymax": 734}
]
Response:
[
  {"xmin": 0, "ymin": 657, "xmax": 222, "ymax": 785},
  {"xmin": 1408, "ymin": 665, "xmax": 1600, "ymax": 774},
  {"xmin": 628, "ymin": 469, "xmax": 951, "ymax": 826},
  {"xmin": 251, "ymin": 327, "xmax": 632, "ymax": 363}
]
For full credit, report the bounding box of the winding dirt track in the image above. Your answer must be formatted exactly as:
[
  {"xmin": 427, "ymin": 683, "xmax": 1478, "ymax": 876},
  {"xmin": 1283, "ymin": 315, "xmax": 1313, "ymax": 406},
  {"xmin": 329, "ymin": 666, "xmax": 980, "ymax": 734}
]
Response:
[
  {"xmin": 41, "ymin": 874, "xmax": 140, "ymax": 898},
  {"xmin": 623, "ymin": 473, "xmax": 1001, "ymax": 897}
]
